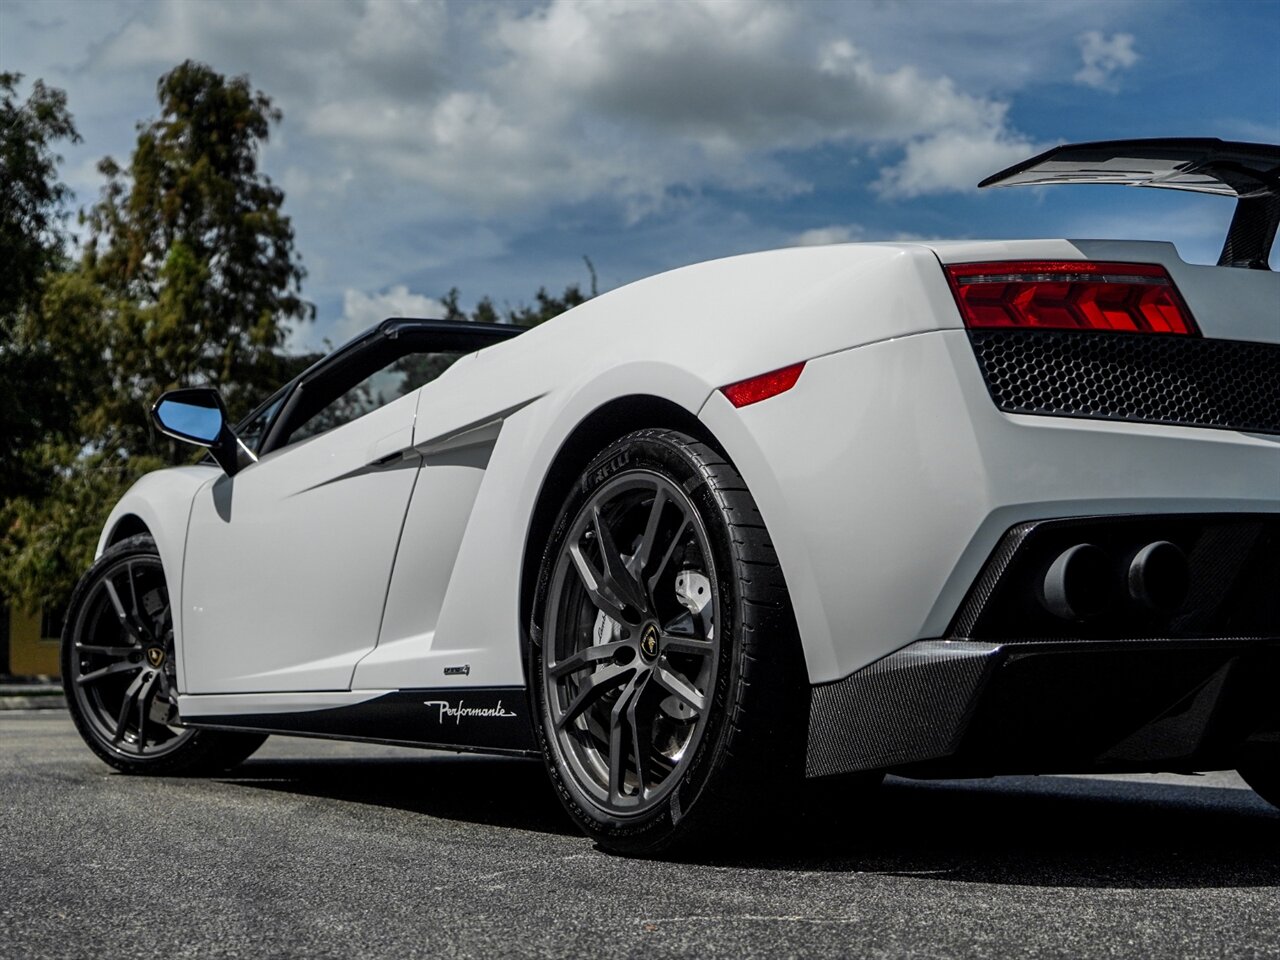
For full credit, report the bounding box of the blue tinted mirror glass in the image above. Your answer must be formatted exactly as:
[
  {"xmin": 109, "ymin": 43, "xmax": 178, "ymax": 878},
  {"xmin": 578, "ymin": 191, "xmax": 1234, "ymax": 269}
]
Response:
[{"xmin": 156, "ymin": 399, "xmax": 223, "ymax": 444}]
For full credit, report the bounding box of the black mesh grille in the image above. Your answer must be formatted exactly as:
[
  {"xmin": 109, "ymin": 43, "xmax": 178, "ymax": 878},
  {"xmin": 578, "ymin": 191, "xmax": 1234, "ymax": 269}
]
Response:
[{"xmin": 968, "ymin": 330, "xmax": 1280, "ymax": 434}]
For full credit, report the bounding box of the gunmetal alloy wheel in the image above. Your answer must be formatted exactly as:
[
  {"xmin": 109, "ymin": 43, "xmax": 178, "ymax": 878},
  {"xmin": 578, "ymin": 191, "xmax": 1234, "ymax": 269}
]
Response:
[
  {"xmin": 544, "ymin": 470, "xmax": 720, "ymax": 816},
  {"xmin": 62, "ymin": 534, "xmax": 267, "ymax": 775},
  {"xmin": 66, "ymin": 552, "xmax": 191, "ymax": 759},
  {"xmin": 531, "ymin": 429, "xmax": 808, "ymax": 854}
]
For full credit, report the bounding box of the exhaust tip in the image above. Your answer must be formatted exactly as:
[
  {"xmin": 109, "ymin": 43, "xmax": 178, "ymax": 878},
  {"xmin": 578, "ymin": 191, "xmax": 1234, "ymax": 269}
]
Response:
[
  {"xmin": 1128, "ymin": 540, "xmax": 1189, "ymax": 613},
  {"xmin": 1039, "ymin": 543, "xmax": 1112, "ymax": 621}
]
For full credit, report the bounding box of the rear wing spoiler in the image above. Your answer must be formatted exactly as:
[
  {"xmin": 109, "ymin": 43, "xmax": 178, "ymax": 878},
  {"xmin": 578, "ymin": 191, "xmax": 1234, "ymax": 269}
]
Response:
[{"xmin": 980, "ymin": 139, "xmax": 1280, "ymax": 270}]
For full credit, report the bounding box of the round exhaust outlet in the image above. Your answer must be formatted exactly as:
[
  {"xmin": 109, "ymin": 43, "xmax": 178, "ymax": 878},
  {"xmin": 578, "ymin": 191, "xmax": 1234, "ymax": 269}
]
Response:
[
  {"xmin": 1127, "ymin": 540, "xmax": 1189, "ymax": 613},
  {"xmin": 1039, "ymin": 543, "xmax": 1112, "ymax": 621}
]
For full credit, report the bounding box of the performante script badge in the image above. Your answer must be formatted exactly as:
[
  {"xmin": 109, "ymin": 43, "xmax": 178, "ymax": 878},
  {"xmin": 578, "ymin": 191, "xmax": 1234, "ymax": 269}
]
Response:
[
  {"xmin": 146, "ymin": 647, "xmax": 165, "ymax": 667},
  {"xmin": 423, "ymin": 700, "xmax": 518, "ymax": 724}
]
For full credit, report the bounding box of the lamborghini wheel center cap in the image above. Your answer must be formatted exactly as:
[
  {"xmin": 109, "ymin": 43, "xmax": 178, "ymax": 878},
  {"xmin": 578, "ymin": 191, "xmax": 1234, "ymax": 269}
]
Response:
[
  {"xmin": 146, "ymin": 647, "xmax": 166, "ymax": 668},
  {"xmin": 639, "ymin": 622, "xmax": 660, "ymax": 662}
]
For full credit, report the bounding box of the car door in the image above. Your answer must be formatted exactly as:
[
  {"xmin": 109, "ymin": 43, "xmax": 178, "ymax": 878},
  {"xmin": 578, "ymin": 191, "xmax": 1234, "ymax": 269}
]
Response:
[
  {"xmin": 177, "ymin": 320, "xmax": 522, "ymax": 696},
  {"xmin": 180, "ymin": 387, "xmax": 420, "ymax": 694}
]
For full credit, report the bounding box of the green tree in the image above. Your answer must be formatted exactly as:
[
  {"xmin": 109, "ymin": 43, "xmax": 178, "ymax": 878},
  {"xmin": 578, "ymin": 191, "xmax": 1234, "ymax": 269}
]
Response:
[
  {"xmin": 79, "ymin": 60, "xmax": 314, "ymax": 454},
  {"xmin": 0, "ymin": 73, "xmax": 80, "ymax": 501},
  {"xmin": 503, "ymin": 280, "xmax": 592, "ymax": 328},
  {"xmin": 3, "ymin": 61, "xmax": 598, "ymax": 619},
  {"xmin": 2, "ymin": 62, "xmax": 312, "ymax": 613},
  {"xmin": 444, "ymin": 257, "xmax": 597, "ymax": 329}
]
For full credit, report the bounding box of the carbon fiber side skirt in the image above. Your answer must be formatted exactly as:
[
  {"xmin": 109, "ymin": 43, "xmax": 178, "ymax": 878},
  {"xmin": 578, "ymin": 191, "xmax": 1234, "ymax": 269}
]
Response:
[{"xmin": 185, "ymin": 687, "xmax": 539, "ymax": 757}]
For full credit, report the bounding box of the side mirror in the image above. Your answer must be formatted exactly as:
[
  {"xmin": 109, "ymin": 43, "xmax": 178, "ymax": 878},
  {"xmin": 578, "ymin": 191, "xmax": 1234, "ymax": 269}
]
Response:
[{"xmin": 151, "ymin": 388, "xmax": 256, "ymax": 476}]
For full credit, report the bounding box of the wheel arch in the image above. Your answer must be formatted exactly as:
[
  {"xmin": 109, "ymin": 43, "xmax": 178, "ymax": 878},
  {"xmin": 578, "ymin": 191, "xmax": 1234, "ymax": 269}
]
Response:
[
  {"xmin": 93, "ymin": 465, "xmax": 220, "ymax": 693},
  {"xmin": 104, "ymin": 513, "xmax": 152, "ymax": 547},
  {"xmin": 518, "ymin": 394, "xmax": 727, "ymax": 634}
]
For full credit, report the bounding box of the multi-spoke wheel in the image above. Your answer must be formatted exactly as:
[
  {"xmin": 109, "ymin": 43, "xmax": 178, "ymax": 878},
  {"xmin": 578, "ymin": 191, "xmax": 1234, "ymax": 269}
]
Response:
[
  {"xmin": 62, "ymin": 534, "xmax": 266, "ymax": 775},
  {"xmin": 531, "ymin": 429, "xmax": 808, "ymax": 854},
  {"xmin": 546, "ymin": 471, "xmax": 719, "ymax": 814}
]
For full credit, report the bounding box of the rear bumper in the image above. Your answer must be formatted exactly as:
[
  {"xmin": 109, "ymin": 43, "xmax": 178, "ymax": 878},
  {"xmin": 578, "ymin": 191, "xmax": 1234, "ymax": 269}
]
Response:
[
  {"xmin": 807, "ymin": 511, "xmax": 1280, "ymax": 779},
  {"xmin": 806, "ymin": 637, "xmax": 1280, "ymax": 778}
]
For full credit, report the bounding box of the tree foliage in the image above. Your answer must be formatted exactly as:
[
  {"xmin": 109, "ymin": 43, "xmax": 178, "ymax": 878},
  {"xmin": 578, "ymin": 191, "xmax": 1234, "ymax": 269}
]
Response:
[
  {"xmin": 0, "ymin": 73, "xmax": 81, "ymax": 501},
  {"xmin": 0, "ymin": 73, "xmax": 79, "ymax": 322},
  {"xmin": 2, "ymin": 62, "xmax": 312, "ymax": 613},
  {"xmin": 78, "ymin": 60, "xmax": 314, "ymax": 454},
  {"xmin": 2, "ymin": 62, "xmax": 597, "ymax": 621},
  {"xmin": 438, "ymin": 257, "xmax": 596, "ymax": 328}
]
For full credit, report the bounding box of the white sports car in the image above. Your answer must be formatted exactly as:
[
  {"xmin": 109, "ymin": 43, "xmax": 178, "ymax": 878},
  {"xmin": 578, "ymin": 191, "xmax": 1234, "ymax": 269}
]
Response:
[{"xmin": 63, "ymin": 139, "xmax": 1280, "ymax": 853}]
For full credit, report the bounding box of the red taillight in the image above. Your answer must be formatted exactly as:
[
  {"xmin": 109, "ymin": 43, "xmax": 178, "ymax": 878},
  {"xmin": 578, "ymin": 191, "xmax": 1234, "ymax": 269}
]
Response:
[
  {"xmin": 721, "ymin": 362, "xmax": 805, "ymax": 408},
  {"xmin": 944, "ymin": 261, "xmax": 1199, "ymax": 335}
]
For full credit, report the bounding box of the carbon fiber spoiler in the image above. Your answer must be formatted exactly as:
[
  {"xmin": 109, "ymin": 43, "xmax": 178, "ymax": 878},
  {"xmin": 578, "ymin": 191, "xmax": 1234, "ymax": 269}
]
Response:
[{"xmin": 980, "ymin": 139, "xmax": 1280, "ymax": 269}]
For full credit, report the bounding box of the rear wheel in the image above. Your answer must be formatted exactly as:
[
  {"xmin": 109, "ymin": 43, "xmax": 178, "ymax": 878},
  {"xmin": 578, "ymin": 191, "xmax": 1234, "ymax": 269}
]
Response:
[
  {"xmin": 530, "ymin": 429, "xmax": 811, "ymax": 854},
  {"xmin": 62, "ymin": 534, "xmax": 266, "ymax": 775}
]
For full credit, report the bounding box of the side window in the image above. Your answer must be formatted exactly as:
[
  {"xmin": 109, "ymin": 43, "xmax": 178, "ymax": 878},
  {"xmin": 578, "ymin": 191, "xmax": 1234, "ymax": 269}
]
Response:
[
  {"xmin": 289, "ymin": 351, "xmax": 464, "ymax": 444},
  {"xmin": 237, "ymin": 391, "xmax": 288, "ymax": 453}
]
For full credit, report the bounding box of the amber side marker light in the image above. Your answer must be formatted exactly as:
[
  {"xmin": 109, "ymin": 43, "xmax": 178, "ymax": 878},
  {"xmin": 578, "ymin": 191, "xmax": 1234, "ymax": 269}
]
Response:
[
  {"xmin": 721, "ymin": 362, "xmax": 806, "ymax": 408},
  {"xmin": 944, "ymin": 260, "xmax": 1200, "ymax": 335}
]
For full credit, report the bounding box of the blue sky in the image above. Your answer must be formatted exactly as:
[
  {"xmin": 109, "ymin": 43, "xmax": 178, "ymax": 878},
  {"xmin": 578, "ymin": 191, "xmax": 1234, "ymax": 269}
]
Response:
[{"xmin": 2, "ymin": 0, "xmax": 1277, "ymax": 350}]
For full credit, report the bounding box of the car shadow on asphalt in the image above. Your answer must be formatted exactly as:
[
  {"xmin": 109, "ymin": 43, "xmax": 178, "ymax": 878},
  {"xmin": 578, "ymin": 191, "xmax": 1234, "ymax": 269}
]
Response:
[
  {"xmin": 221, "ymin": 755, "xmax": 577, "ymax": 836},
  {"xmin": 221, "ymin": 755, "xmax": 1280, "ymax": 889},
  {"xmin": 747, "ymin": 774, "xmax": 1280, "ymax": 890}
]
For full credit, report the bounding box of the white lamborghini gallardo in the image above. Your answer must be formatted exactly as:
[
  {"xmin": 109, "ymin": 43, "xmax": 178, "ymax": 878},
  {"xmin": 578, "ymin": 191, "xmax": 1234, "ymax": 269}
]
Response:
[{"xmin": 63, "ymin": 139, "xmax": 1280, "ymax": 853}]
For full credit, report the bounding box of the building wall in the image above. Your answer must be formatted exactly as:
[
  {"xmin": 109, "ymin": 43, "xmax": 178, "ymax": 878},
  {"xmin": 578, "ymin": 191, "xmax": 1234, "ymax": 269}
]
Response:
[{"xmin": 7, "ymin": 606, "xmax": 61, "ymax": 677}]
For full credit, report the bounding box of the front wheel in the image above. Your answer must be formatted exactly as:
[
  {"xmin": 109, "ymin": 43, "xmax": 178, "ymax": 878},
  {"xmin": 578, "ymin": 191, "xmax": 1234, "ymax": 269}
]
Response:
[
  {"xmin": 62, "ymin": 534, "xmax": 266, "ymax": 775},
  {"xmin": 530, "ymin": 429, "xmax": 809, "ymax": 855}
]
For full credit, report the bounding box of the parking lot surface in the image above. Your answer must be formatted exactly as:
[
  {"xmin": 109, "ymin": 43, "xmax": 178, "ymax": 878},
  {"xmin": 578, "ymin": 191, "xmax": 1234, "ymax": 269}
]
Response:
[{"xmin": 2, "ymin": 712, "xmax": 1277, "ymax": 959}]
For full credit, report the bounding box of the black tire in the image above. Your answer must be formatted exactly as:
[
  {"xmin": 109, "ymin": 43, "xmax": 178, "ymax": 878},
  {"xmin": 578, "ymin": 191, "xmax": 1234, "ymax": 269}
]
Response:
[
  {"xmin": 62, "ymin": 533, "xmax": 266, "ymax": 776},
  {"xmin": 1239, "ymin": 749, "xmax": 1280, "ymax": 812},
  {"xmin": 529, "ymin": 428, "xmax": 812, "ymax": 855}
]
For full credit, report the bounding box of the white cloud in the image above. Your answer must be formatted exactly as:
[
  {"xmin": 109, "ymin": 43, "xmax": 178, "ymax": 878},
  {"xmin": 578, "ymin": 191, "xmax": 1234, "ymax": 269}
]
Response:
[
  {"xmin": 315, "ymin": 285, "xmax": 448, "ymax": 350},
  {"xmin": 787, "ymin": 224, "xmax": 954, "ymax": 246},
  {"xmin": 1074, "ymin": 31, "xmax": 1139, "ymax": 91},
  {"xmin": 448, "ymin": 0, "xmax": 1021, "ymax": 209},
  {"xmin": 873, "ymin": 125, "xmax": 1052, "ymax": 198},
  {"xmin": 85, "ymin": 0, "xmax": 1042, "ymax": 215},
  {"xmin": 13, "ymin": 0, "xmax": 1177, "ymax": 348},
  {"xmin": 788, "ymin": 225, "xmax": 866, "ymax": 247},
  {"xmin": 95, "ymin": 0, "xmax": 450, "ymax": 94},
  {"xmin": 497, "ymin": 5, "xmax": 997, "ymax": 147}
]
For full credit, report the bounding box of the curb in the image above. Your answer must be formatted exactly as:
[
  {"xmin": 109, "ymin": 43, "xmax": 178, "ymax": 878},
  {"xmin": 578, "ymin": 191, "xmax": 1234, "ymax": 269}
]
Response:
[
  {"xmin": 0, "ymin": 685, "xmax": 67, "ymax": 711},
  {"xmin": 0, "ymin": 696, "xmax": 67, "ymax": 711}
]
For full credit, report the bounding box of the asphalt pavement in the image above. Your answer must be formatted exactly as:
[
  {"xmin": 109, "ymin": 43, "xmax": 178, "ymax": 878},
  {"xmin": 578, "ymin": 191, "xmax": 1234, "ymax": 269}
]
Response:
[{"xmin": 2, "ymin": 711, "xmax": 1277, "ymax": 959}]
